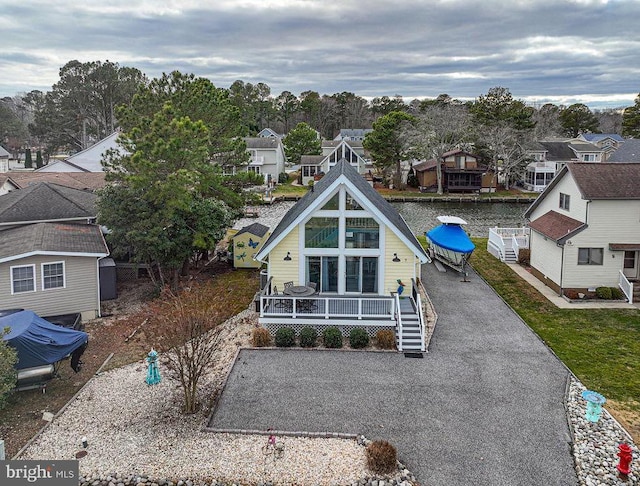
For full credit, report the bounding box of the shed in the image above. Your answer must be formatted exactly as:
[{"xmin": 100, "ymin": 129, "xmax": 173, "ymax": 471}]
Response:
[
  {"xmin": 232, "ymin": 222, "xmax": 270, "ymax": 268},
  {"xmin": 99, "ymin": 257, "xmax": 117, "ymax": 300}
]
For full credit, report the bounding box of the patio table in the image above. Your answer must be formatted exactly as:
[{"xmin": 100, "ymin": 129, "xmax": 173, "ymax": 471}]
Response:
[{"xmin": 283, "ymin": 285, "xmax": 316, "ymax": 297}]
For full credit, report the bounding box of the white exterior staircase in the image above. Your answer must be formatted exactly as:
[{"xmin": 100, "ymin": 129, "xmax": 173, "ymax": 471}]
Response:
[{"xmin": 396, "ymin": 296, "xmax": 425, "ymax": 351}]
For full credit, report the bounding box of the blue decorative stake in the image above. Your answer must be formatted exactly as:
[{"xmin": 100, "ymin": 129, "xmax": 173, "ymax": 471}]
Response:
[
  {"xmin": 145, "ymin": 349, "xmax": 161, "ymax": 386},
  {"xmin": 581, "ymin": 390, "xmax": 606, "ymax": 422}
]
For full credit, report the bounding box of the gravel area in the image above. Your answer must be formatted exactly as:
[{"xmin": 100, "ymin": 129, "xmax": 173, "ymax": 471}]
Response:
[
  {"xmin": 15, "ymin": 309, "xmax": 385, "ymax": 485},
  {"xmin": 568, "ymin": 378, "xmax": 638, "ymax": 485}
]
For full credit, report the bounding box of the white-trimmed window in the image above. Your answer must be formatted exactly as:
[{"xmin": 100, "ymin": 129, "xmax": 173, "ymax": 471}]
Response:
[
  {"xmin": 11, "ymin": 264, "xmax": 35, "ymax": 294},
  {"xmin": 578, "ymin": 248, "xmax": 603, "ymax": 265},
  {"xmin": 42, "ymin": 261, "xmax": 65, "ymax": 290},
  {"xmin": 559, "ymin": 193, "xmax": 570, "ymax": 211}
]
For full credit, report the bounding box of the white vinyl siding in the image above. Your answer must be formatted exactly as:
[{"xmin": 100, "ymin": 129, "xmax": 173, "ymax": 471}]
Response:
[
  {"xmin": 562, "ymin": 200, "xmax": 640, "ymax": 288},
  {"xmin": 529, "ymin": 174, "xmax": 586, "ymax": 222},
  {"xmin": 529, "ymin": 232, "xmax": 563, "ymax": 287}
]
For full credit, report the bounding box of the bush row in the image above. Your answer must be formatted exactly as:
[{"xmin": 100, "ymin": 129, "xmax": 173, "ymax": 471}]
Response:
[{"xmin": 251, "ymin": 327, "xmax": 396, "ymax": 350}]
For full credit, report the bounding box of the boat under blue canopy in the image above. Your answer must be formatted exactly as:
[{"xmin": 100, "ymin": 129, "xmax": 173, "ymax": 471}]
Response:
[
  {"xmin": 1, "ymin": 310, "xmax": 88, "ymax": 370},
  {"xmin": 426, "ymin": 224, "xmax": 475, "ymax": 254}
]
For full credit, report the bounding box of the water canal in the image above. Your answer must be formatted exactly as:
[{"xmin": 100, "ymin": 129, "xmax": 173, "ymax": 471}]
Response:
[{"xmin": 235, "ymin": 200, "xmax": 529, "ymax": 238}]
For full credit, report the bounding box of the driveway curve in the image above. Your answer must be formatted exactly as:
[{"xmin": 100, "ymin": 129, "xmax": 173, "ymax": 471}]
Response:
[{"xmin": 209, "ymin": 263, "xmax": 577, "ymax": 485}]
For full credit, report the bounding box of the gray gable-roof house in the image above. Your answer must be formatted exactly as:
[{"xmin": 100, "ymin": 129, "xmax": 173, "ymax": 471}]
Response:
[
  {"xmin": 258, "ymin": 159, "xmax": 427, "ymax": 261},
  {"xmin": 0, "ymin": 222, "xmax": 109, "ymax": 320},
  {"xmin": 254, "ymin": 159, "xmax": 430, "ymax": 351},
  {"xmin": 607, "ymin": 139, "xmax": 640, "ymax": 163},
  {"xmin": 0, "ymin": 182, "xmax": 96, "ymax": 229}
]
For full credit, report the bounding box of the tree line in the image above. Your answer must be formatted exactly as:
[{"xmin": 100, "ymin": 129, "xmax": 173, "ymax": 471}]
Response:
[{"xmin": 2, "ymin": 60, "xmax": 640, "ymax": 160}]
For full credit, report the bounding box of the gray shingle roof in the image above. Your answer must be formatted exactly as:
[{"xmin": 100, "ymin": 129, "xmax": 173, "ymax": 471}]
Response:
[
  {"xmin": 7, "ymin": 172, "xmax": 107, "ymax": 191},
  {"xmin": 245, "ymin": 137, "xmax": 281, "ymax": 149},
  {"xmin": 0, "ymin": 223, "xmax": 108, "ymax": 261},
  {"xmin": 525, "ymin": 162, "xmax": 640, "ymax": 218},
  {"xmin": 0, "ymin": 182, "xmax": 96, "ymax": 224},
  {"xmin": 607, "ymin": 139, "xmax": 640, "ymax": 163},
  {"xmin": 300, "ymin": 155, "xmax": 325, "ymax": 164},
  {"xmin": 257, "ymin": 159, "xmax": 428, "ymax": 260},
  {"xmin": 236, "ymin": 222, "xmax": 270, "ymax": 238},
  {"xmin": 537, "ymin": 141, "xmax": 578, "ymax": 161},
  {"xmin": 568, "ymin": 162, "xmax": 640, "ymax": 199}
]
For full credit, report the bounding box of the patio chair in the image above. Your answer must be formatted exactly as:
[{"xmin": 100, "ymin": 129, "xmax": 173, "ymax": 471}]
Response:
[
  {"xmin": 306, "ymin": 281, "xmax": 318, "ymax": 293},
  {"xmin": 273, "ymin": 286, "xmax": 293, "ymax": 312},
  {"xmin": 284, "ymin": 281, "xmax": 294, "ymax": 290}
]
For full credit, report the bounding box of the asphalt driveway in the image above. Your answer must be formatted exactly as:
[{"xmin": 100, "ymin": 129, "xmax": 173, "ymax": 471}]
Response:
[{"xmin": 209, "ymin": 263, "xmax": 577, "ymax": 485}]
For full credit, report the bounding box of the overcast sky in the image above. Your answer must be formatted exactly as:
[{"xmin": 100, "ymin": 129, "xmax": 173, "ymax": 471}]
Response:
[{"xmin": 2, "ymin": 0, "xmax": 640, "ymax": 109}]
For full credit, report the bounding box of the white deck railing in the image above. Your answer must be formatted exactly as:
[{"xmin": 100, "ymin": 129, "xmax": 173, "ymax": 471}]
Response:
[
  {"xmin": 619, "ymin": 270, "xmax": 634, "ymax": 304},
  {"xmin": 488, "ymin": 227, "xmax": 530, "ymax": 262},
  {"xmin": 259, "ymin": 294, "xmax": 396, "ymax": 321},
  {"xmin": 411, "ymin": 279, "xmax": 425, "ymax": 352}
]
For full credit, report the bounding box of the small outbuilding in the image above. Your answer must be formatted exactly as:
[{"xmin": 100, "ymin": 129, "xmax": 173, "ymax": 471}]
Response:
[{"xmin": 232, "ymin": 222, "xmax": 270, "ymax": 269}]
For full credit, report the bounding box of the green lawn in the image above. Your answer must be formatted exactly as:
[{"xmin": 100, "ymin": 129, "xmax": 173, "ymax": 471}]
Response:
[{"xmin": 468, "ymin": 238, "xmax": 640, "ymax": 410}]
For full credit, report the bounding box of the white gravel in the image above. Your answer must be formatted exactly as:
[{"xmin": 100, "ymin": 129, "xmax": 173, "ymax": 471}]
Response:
[{"xmin": 18, "ymin": 309, "xmax": 371, "ymax": 485}]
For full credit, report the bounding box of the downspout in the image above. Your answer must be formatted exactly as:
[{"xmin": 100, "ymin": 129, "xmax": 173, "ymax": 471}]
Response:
[{"xmin": 559, "ymin": 242, "xmax": 565, "ymax": 297}]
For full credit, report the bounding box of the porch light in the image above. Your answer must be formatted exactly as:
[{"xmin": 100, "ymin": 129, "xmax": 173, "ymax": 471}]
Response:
[
  {"xmin": 392, "ymin": 253, "xmax": 401, "ymax": 262},
  {"xmin": 283, "ymin": 252, "xmax": 292, "ymax": 261}
]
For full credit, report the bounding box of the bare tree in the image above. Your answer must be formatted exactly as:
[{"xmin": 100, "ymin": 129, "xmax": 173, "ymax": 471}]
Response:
[
  {"xmin": 149, "ymin": 284, "xmax": 224, "ymax": 413},
  {"xmin": 404, "ymin": 103, "xmax": 472, "ymax": 194}
]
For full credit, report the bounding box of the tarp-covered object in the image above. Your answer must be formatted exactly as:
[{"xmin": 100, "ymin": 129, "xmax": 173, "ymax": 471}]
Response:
[
  {"xmin": 426, "ymin": 224, "xmax": 475, "ymax": 254},
  {"xmin": 1, "ymin": 310, "xmax": 88, "ymax": 370}
]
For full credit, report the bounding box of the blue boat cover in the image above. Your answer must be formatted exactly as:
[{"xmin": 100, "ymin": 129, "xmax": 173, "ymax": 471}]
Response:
[
  {"xmin": 1, "ymin": 310, "xmax": 88, "ymax": 369},
  {"xmin": 426, "ymin": 224, "xmax": 475, "ymax": 253}
]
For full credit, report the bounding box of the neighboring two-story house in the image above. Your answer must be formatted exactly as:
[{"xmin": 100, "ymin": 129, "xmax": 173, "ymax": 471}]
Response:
[
  {"xmin": 524, "ymin": 163, "xmax": 640, "ymax": 301},
  {"xmin": 242, "ymin": 137, "xmax": 287, "ymax": 184},
  {"xmin": 299, "ymin": 140, "xmax": 368, "ymax": 185},
  {"xmin": 524, "ymin": 140, "xmax": 604, "ymax": 192},
  {"xmin": 576, "ymin": 134, "xmax": 625, "ymax": 161},
  {"xmin": 412, "ymin": 149, "xmax": 493, "ymax": 193}
]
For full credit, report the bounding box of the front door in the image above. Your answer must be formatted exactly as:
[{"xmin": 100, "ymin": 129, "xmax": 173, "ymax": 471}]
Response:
[{"xmin": 623, "ymin": 251, "xmax": 639, "ymax": 280}]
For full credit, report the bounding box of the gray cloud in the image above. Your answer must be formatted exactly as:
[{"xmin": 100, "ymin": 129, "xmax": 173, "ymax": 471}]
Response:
[{"xmin": 1, "ymin": 0, "xmax": 639, "ymax": 109}]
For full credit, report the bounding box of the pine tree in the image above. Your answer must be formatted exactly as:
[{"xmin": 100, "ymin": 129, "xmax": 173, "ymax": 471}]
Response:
[{"xmin": 24, "ymin": 148, "xmax": 33, "ymax": 168}]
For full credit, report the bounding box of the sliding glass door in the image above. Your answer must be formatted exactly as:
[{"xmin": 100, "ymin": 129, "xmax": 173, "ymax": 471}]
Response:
[
  {"xmin": 307, "ymin": 256, "xmax": 339, "ymax": 292},
  {"xmin": 345, "ymin": 256, "xmax": 378, "ymax": 293}
]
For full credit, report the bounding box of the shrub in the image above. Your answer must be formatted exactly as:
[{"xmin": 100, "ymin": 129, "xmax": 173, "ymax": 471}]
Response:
[
  {"xmin": 375, "ymin": 330, "xmax": 396, "ymax": 350},
  {"xmin": 299, "ymin": 327, "xmax": 318, "ymax": 348},
  {"xmin": 251, "ymin": 327, "xmax": 272, "ymax": 347},
  {"xmin": 322, "ymin": 327, "xmax": 343, "ymax": 348},
  {"xmin": 349, "ymin": 327, "xmax": 370, "ymax": 349},
  {"xmin": 275, "ymin": 327, "xmax": 296, "ymax": 347},
  {"xmin": 518, "ymin": 248, "xmax": 531, "ymax": 265},
  {"xmin": 0, "ymin": 329, "xmax": 18, "ymax": 410},
  {"xmin": 596, "ymin": 286, "xmax": 612, "ymax": 300},
  {"xmin": 366, "ymin": 440, "xmax": 397, "ymax": 474},
  {"xmin": 610, "ymin": 287, "xmax": 625, "ymax": 300},
  {"xmin": 278, "ymin": 172, "xmax": 289, "ymax": 184}
]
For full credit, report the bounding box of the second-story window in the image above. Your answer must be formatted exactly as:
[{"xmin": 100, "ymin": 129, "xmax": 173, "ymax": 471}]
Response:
[{"xmin": 559, "ymin": 193, "xmax": 570, "ymax": 211}]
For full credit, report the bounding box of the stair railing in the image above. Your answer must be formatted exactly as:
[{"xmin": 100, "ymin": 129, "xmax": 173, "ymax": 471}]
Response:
[
  {"xmin": 412, "ymin": 279, "xmax": 426, "ymax": 351},
  {"xmin": 395, "ymin": 292, "xmax": 403, "ymax": 351}
]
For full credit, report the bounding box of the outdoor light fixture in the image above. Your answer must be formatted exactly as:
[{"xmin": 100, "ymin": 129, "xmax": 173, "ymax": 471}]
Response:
[
  {"xmin": 393, "ymin": 253, "xmax": 401, "ymax": 262},
  {"xmin": 283, "ymin": 252, "xmax": 292, "ymax": 261}
]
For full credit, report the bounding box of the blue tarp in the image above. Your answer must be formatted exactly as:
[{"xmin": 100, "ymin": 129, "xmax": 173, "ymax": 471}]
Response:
[
  {"xmin": 426, "ymin": 224, "xmax": 476, "ymax": 254},
  {"xmin": 1, "ymin": 310, "xmax": 88, "ymax": 370}
]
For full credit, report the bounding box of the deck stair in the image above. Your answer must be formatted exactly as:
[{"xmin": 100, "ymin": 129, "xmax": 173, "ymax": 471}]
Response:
[
  {"xmin": 503, "ymin": 247, "xmax": 518, "ymax": 263},
  {"xmin": 397, "ymin": 298, "xmax": 424, "ymax": 351}
]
